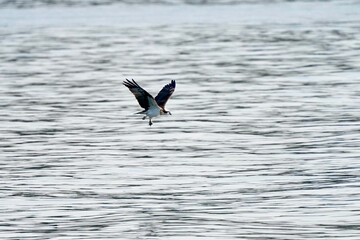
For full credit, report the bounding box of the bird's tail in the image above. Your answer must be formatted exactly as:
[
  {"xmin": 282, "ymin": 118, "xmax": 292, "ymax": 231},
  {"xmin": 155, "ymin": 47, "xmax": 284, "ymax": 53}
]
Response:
[{"xmin": 135, "ymin": 110, "xmax": 146, "ymax": 114}]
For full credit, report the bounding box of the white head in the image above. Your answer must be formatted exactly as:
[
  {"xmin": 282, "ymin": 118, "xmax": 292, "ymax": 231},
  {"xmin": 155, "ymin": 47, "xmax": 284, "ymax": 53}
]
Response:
[{"xmin": 161, "ymin": 109, "xmax": 172, "ymax": 115}]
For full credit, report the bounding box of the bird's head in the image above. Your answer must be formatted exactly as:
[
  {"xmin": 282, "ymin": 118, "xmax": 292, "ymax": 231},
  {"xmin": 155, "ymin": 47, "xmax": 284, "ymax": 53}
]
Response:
[{"xmin": 162, "ymin": 110, "xmax": 172, "ymax": 115}]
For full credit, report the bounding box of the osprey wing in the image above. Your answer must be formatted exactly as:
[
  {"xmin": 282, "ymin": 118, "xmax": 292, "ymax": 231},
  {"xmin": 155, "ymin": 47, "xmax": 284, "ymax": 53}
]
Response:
[
  {"xmin": 155, "ymin": 80, "xmax": 176, "ymax": 108},
  {"xmin": 123, "ymin": 79, "xmax": 154, "ymax": 110}
]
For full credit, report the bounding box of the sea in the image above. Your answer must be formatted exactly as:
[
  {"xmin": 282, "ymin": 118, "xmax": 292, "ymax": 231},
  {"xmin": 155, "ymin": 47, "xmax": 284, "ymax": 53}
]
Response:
[{"xmin": 1, "ymin": 0, "xmax": 360, "ymax": 239}]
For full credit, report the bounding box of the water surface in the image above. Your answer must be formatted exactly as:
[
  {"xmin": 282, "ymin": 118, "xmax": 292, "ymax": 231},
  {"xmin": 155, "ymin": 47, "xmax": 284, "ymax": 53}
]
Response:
[{"xmin": 1, "ymin": 1, "xmax": 360, "ymax": 239}]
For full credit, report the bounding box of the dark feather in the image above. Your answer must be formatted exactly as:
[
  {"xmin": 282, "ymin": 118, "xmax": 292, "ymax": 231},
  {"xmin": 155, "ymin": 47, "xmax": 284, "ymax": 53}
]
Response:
[
  {"xmin": 155, "ymin": 80, "xmax": 176, "ymax": 108},
  {"xmin": 123, "ymin": 79, "xmax": 154, "ymax": 110}
]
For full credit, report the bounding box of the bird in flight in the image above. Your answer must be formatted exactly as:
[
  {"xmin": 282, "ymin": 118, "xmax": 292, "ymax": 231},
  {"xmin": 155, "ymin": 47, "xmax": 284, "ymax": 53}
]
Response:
[{"xmin": 123, "ymin": 79, "xmax": 176, "ymax": 126}]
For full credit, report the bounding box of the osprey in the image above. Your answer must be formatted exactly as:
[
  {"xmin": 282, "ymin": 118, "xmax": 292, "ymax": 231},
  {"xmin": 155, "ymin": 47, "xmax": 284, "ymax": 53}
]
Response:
[{"xmin": 123, "ymin": 79, "xmax": 176, "ymax": 126}]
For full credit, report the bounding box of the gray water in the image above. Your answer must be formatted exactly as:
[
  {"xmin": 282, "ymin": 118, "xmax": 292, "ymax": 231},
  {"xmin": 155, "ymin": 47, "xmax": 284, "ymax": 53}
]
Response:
[{"xmin": 1, "ymin": 1, "xmax": 360, "ymax": 239}]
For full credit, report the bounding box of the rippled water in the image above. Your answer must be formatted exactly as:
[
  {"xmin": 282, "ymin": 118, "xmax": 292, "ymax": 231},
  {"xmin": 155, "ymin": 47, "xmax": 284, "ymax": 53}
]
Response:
[{"xmin": 1, "ymin": 1, "xmax": 360, "ymax": 239}]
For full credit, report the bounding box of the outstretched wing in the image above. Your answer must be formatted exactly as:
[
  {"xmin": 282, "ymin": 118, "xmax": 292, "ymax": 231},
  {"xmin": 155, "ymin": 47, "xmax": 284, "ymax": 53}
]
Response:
[
  {"xmin": 155, "ymin": 80, "xmax": 176, "ymax": 108},
  {"xmin": 123, "ymin": 79, "xmax": 154, "ymax": 110}
]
